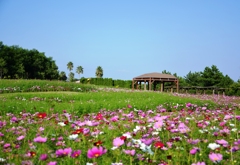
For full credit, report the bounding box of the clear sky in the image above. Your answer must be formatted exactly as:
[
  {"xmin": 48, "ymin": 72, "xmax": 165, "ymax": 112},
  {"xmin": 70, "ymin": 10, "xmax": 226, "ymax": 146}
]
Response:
[{"xmin": 0, "ymin": 0, "xmax": 239, "ymax": 81}]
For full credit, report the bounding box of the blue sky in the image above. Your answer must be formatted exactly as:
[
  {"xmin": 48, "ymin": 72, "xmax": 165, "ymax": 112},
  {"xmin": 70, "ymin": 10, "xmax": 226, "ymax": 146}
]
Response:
[{"xmin": 0, "ymin": 0, "xmax": 239, "ymax": 81}]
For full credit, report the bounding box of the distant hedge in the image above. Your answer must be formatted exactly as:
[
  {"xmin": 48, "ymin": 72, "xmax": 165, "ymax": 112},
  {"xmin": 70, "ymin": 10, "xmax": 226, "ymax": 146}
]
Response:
[{"xmin": 80, "ymin": 77, "xmax": 132, "ymax": 88}]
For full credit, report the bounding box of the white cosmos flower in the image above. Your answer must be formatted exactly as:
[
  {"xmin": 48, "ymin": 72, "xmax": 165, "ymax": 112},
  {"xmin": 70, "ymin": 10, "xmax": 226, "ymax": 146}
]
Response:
[
  {"xmin": 122, "ymin": 133, "xmax": 132, "ymax": 139},
  {"xmin": 111, "ymin": 146, "xmax": 118, "ymax": 150},
  {"xmin": 208, "ymin": 143, "xmax": 220, "ymax": 150},
  {"xmin": 140, "ymin": 144, "xmax": 154, "ymax": 155},
  {"xmin": 132, "ymin": 139, "xmax": 142, "ymax": 144},
  {"xmin": 231, "ymin": 128, "xmax": 237, "ymax": 132},
  {"xmin": 58, "ymin": 122, "xmax": 66, "ymax": 127},
  {"xmin": 0, "ymin": 158, "xmax": 6, "ymax": 162},
  {"xmin": 152, "ymin": 131, "xmax": 159, "ymax": 135},
  {"xmin": 133, "ymin": 126, "xmax": 141, "ymax": 132},
  {"xmin": 229, "ymin": 123, "xmax": 235, "ymax": 127},
  {"xmin": 68, "ymin": 134, "xmax": 78, "ymax": 140}
]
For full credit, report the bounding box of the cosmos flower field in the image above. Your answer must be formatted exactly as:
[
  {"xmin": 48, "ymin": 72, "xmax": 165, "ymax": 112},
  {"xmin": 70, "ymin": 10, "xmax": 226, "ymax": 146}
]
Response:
[{"xmin": 0, "ymin": 85, "xmax": 240, "ymax": 165}]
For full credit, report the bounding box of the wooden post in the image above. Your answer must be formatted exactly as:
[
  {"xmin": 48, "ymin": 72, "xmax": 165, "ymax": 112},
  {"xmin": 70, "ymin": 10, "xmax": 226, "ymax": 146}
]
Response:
[
  {"xmin": 144, "ymin": 81, "xmax": 146, "ymax": 91},
  {"xmin": 213, "ymin": 89, "xmax": 215, "ymax": 95},
  {"xmin": 149, "ymin": 78, "xmax": 152, "ymax": 91},
  {"xmin": 162, "ymin": 82, "xmax": 165, "ymax": 92},
  {"xmin": 171, "ymin": 88, "xmax": 173, "ymax": 93},
  {"xmin": 161, "ymin": 83, "xmax": 163, "ymax": 92}
]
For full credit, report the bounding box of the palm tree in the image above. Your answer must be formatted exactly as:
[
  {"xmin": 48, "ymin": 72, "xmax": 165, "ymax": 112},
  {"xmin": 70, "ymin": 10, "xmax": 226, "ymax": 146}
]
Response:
[
  {"xmin": 76, "ymin": 66, "xmax": 84, "ymax": 80},
  {"xmin": 95, "ymin": 66, "xmax": 103, "ymax": 78},
  {"xmin": 67, "ymin": 62, "xmax": 74, "ymax": 72}
]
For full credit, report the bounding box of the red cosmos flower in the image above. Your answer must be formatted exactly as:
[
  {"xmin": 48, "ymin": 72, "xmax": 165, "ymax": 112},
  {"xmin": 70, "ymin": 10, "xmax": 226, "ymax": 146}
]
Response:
[
  {"xmin": 37, "ymin": 112, "xmax": 47, "ymax": 119},
  {"xmin": 94, "ymin": 140, "xmax": 103, "ymax": 146},
  {"xmin": 154, "ymin": 141, "xmax": 164, "ymax": 148},
  {"xmin": 30, "ymin": 151, "xmax": 36, "ymax": 157},
  {"xmin": 72, "ymin": 128, "xmax": 84, "ymax": 134},
  {"xmin": 64, "ymin": 120, "xmax": 69, "ymax": 125},
  {"xmin": 95, "ymin": 113, "xmax": 103, "ymax": 120},
  {"xmin": 120, "ymin": 136, "xmax": 127, "ymax": 141}
]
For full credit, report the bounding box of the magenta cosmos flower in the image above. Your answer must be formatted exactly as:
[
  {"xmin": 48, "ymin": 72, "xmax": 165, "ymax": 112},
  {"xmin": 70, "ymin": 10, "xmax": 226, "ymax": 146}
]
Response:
[
  {"xmin": 71, "ymin": 150, "xmax": 81, "ymax": 158},
  {"xmin": 209, "ymin": 153, "xmax": 223, "ymax": 163},
  {"xmin": 33, "ymin": 136, "xmax": 47, "ymax": 143},
  {"xmin": 56, "ymin": 148, "xmax": 72, "ymax": 157},
  {"xmin": 87, "ymin": 146, "xmax": 107, "ymax": 158}
]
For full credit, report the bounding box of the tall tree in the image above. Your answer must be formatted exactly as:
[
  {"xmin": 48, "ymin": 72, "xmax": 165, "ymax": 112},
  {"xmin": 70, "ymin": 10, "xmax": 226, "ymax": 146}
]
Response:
[
  {"xmin": 59, "ymin": 71, "xmax": 67, "ymax": 81},
  {"xmin": 67, "ymin": 62, "xmax": 74, "ymax": 72},
  {"xmin": 69, "ymin": 72, "xmax": 75, "ymax": 82},
  {"xmin": 200, "ymin": 65, "xmax": 224, "ymax": 87},
  {"xmin": 184, "ymin": 71, "xmax": 202, "ymax": 86},
  {"xmin": 162, "ymin": 70, "xmax": 171, "ymax": 75},
  {"xmin": 0, "ymin": 58, "xmax": 7, "ymax": 79},
  {"xmin": 76, "ymin": 66, "xmax": 84, "ymax": 79},
  {"xmin": 95, "ymin": 66, "xmax": 103, "ymax": 78},
  {"xmin": 219, "ymin": 75, "xmax": 234, "ymax": 88}
]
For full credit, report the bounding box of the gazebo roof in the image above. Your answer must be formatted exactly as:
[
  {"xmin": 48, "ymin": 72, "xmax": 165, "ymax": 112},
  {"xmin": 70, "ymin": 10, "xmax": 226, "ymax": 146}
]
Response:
[{"xmin": 133, "ymin": 72, "xmax": 177, "ymax": 80}]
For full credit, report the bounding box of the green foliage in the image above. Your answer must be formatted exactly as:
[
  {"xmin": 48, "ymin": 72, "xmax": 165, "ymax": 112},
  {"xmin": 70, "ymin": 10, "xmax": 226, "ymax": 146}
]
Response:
[
  {"xmin": 95, "ymin": 66, "xmax": 103, "ymax": 78},
  {"xmin": 0, "ymin": 89, "xmax": 216, "ymax": 114},
  {"xmin": 68, "ymin": 72, "xmax": 75, "ymax": 82},
  {"xmin": 227, "ymin": 82, "xmax": 240, "ymax": 96},
  {"xmin": 0, "ymin": 42, "xmax": 60, "ymax": 80},
  {"xmin": 200, "ymin": 65, "xmax": 224, "ymax": 87},
  {"xmin": 59, "ymin": 71, "xmax": 67, "ymax": 81},
  {"xmin": 67, "ymin": 61, "xmax": 74, "ymax": 72},
  {"xmin": 76, "ymin": 66, "xmax": 84, "ymax": 79},
  {"xmin": 185, "ymin": 71, "xmax": 202, "ymax": 86}
]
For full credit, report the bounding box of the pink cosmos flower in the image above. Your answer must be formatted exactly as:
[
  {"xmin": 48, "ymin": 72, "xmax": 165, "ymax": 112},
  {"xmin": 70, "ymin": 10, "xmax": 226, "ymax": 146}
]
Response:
[
  {"xmin": 4, "ymin": 143, "xmax": 10, "ymax": 149},
  {"xmin": 216, "ymin": 139, "xmax": 228, "ymax": 146},
  {"xmin": 56, "ymin": 148, "xmax": 72, "ymax": 157},
  {"xmin": 38, "ymin": 127, "xmax": 45, "ymax": 132},
  {"xmin": 71, "ymin": 150, "xmax": 81, "ymax": 158},
  {"xmin": 123, "ymin": 149, "xmax": 135, "ymax": 156},
  {"xmin": 33, "ymin": 136, "xmax": 47, "ymax": 143},
  {"xmin": 113, "ymin": 137, "xmax": 124, "ymax": 147},
  {"xmin": 111, "ymin": 116, "xmax": 119, "ymax": 122},
  {"xmin": 48, "ymin": 162, "xmax": 57, "ymax": 165},
  {"xmin": 178, "ymin": 122, "xmax": 190, "ymax": 133},
  {"xmin": 191, "ymin": 162, "xmax": 206, "ymax": 165},
  {"xmin": 17, "ymin": 135, "xmax": 25, "ymax": 141},
  {"xmin": 190, "ymin": 147, "xmax": 199, "ymax": 155},
  {"xmin": 186, "ymin": 103, "xmax": 192, "ymax": 107},
  {"xmin": 39, "ymin": 154, "xmax": 48, "ymax": 160},
  {"xmin": 153, "ymin": 120, "xmax": 163, "ymax": 129},
  {"xmin": 209, "ymin": 153, "xmax": 223, "ymax": 163},
  {"xmin": 127, "ymin": 104, "xmax": 132, "ymax": 108},
  {"xmin": 11, "ymin": 116, "xmax": 18, "ymax": 122},
  {"xmin": 87, "ymin": 146, "xmax": 107, "ymax": 158}
]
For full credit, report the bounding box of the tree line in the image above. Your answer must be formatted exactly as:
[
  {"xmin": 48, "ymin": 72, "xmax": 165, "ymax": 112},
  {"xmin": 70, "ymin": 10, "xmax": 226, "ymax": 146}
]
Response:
[
  {"xmin": 0, "ymin": 41, "xmax": 104, "ymax": 81},
  {"xmin": 0, "ymin": 41, "xmax": 239, "ymax": 93},
  {"xmin": 0, "ymin": 41, "xmax": 60, "ymax": 80}
]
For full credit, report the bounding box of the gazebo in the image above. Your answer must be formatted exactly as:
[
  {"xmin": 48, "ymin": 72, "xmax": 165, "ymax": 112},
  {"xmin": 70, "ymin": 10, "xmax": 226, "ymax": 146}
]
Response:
[{"xmin": 132, "ymin": 72, "xmax": 179, "ymax": 93}]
